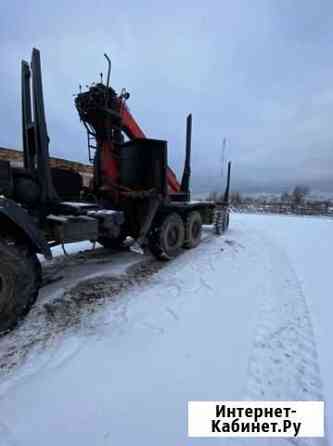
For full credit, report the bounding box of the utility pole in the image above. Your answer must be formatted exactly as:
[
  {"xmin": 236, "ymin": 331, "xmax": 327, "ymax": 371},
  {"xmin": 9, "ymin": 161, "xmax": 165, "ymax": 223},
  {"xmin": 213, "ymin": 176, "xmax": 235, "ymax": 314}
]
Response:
[{"xmin": 221, "ymin": 138, "xmax": 227, "ymax": 178}]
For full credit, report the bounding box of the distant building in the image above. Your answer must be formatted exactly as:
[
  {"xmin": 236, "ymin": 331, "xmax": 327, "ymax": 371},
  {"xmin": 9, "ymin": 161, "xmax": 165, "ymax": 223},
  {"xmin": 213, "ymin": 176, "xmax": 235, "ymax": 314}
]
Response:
[{"xmin": 0, "ymin": 146, "xmax": 93, "ymax": 187}]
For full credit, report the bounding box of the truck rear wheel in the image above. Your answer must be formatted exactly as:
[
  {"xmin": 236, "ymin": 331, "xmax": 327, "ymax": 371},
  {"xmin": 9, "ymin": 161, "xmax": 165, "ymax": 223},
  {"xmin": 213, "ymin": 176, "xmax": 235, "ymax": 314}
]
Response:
[
  {"xmin": 0, "ymin": 238, "xmax": 41, "ymax": 333},
  {"xmin": 215, "ymin": 209, "xmax": 228, "ymax": 235},
  {"xmin": 184, "ymin": 211, "xmax": 202, "ymax": 249},
  {"xmin": 149, "ymin": 213, "xmax": 185, "ymax": 260}
]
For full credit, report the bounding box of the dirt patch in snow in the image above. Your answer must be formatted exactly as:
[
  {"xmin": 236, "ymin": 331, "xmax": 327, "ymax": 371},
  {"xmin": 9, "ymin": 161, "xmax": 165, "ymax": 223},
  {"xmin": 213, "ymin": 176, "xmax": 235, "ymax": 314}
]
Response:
[
  {"xmin": 0, "ymin": 254, "xmax": 165, "ymax": 378},
  {"xmin": 42, "ymin": 258, "xmax": 164, "ymax": 331},
  {"xmin": 0, "ymin": 231, "xmax": 213, "ymax": 382}
]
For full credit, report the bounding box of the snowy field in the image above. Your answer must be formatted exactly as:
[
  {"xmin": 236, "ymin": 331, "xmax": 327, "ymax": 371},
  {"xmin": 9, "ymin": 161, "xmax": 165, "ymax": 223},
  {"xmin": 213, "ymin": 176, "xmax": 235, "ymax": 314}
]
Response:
[{"xmin": 0, "ymin": 213, "xmax": 331, "ymax": 445}]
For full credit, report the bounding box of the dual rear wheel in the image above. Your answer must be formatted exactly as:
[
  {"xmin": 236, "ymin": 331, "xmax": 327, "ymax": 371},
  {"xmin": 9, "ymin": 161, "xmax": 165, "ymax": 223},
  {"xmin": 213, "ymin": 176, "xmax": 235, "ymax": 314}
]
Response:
[
  {"xmin": 149, "ymin": 211, "xmax": 202, "ymax": 260},
  {"xmin": 215, "ymin": 209, "xmax": 230, "ymax": 235}
]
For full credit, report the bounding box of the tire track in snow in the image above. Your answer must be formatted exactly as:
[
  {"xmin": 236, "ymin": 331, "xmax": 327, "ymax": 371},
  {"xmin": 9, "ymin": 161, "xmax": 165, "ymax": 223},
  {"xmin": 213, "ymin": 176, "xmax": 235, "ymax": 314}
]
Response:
[{"xmin": 244, "ymin": 230, "xmax": 327, "ymax": 446}]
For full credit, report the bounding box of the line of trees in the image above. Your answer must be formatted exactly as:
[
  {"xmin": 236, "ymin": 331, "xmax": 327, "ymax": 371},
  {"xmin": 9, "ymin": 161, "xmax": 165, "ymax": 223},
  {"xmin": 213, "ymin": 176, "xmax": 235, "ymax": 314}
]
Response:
[
  {"xmin": 207, "ymin": 185, "xmax": 312, "ymax": 206},
  {"xmin": 205, "ymin": 184, "xmax": 333, "ymax": 216},
  {"xmin": 280, "ymin": 185, "xmax": 310, "ymax": 205}
]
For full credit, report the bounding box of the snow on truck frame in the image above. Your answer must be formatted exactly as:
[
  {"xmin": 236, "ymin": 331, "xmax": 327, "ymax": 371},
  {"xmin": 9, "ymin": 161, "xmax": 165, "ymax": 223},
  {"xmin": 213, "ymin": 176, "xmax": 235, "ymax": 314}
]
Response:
[{"xmin": 0, "ymin": 49, "xmax": 231, "ymax": 333}]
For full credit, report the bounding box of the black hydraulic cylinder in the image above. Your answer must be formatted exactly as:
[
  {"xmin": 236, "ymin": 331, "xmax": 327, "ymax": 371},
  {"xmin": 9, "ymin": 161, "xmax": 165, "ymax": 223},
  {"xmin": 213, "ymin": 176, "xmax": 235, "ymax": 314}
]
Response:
[
  {"xmin": 180, "ymin": 113, "xmax": 192, "ymax": 195},
  {"xmin": 223, "ymin": 161, "xmax": 232, "ymax": 203}
]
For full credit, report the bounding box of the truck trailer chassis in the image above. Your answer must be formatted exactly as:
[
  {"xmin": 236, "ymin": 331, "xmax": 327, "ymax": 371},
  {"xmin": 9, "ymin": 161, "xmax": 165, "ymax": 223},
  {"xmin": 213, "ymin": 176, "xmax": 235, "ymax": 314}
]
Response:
[{"xmin": 0, "ymin": 49, "xmax": 231, "ymax": 333}]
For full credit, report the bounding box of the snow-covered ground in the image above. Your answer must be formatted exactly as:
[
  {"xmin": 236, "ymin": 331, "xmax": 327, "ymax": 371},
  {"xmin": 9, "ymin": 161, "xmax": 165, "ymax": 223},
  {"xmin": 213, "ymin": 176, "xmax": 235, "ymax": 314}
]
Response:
[{"xmin": 0, "ymin": 213, "xmax": 331, "ymax": 445}]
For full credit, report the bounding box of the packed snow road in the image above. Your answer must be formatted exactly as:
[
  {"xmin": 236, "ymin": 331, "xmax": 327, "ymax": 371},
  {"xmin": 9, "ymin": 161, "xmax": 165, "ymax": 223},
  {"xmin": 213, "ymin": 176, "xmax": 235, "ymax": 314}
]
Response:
[{"xmin": 0, "ymin": 213, "xmax": 331, "ymax": 445}]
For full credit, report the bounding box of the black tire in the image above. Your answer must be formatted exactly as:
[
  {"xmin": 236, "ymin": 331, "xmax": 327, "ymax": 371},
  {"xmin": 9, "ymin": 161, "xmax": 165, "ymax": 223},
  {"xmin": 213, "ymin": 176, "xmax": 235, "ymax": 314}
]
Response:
[
  {"xmin": 215, "ymin": 209, "xmax": 229, "ymax": 235},
  {"xmin": 214, "ymin": 209, "xmax": 223, "ymax": 235},
  {"xmin": 0, "ymin": 238, "xmax": 41, "ymax": 333},
  {"xmin": 184, "ymin": 211, "xmax": 202, "ymax": 249},
  {"xmin": 149, "ymin": 213, "xmax": 185, "ymax": 260}
]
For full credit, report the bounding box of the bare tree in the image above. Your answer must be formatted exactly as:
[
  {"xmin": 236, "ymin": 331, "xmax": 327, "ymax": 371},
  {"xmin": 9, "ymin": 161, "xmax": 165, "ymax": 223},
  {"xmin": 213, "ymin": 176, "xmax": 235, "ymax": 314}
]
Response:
[
  {"xmin": 292, "ymin": 185, "xmax": 310, "ymax": 205},
  {"xmin": 280, "ymin": 191, "xmax": 290, "ymax": 203},
  {"xmin": 207, "ymin": 191, "xmax": 219, "ymax": 202},
  {"xmin": 230, "ymin": 191, "xmax": 242, "ymax": 205}
]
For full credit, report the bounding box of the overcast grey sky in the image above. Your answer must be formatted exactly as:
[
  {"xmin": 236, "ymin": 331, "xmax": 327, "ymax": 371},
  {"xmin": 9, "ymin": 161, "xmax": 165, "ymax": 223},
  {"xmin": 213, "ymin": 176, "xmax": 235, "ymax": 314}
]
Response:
[{"xmin": 1, "ymin": 0, "xmax": 333, "ymax": 193}]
